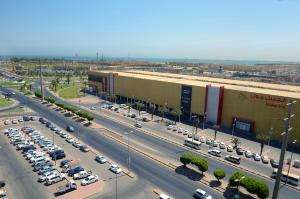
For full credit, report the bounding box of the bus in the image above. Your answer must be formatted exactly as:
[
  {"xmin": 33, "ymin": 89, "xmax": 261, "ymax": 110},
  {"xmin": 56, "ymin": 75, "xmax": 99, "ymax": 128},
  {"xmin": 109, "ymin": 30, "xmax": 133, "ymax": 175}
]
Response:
[
  {"xmin": 271, "ymin": 169, "xmax": 300, "ymax": 186},
  {"xmin": 184, "ymin": 138, "xmax": 201, "ymax": 150}
]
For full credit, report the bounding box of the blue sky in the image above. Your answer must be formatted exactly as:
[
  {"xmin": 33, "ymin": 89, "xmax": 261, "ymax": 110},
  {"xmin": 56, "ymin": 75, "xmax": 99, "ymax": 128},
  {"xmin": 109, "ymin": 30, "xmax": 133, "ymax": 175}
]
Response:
[{"xmin": 0, "ymin": 0, "xmax": 300, "ymax": 61}]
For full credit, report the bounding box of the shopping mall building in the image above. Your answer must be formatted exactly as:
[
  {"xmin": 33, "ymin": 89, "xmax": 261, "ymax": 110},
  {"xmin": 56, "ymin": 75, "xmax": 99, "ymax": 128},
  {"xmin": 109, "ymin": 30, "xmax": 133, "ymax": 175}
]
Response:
[{"xmin": 88, "ymin": 70, "xmax": 300, "ymax": 142}]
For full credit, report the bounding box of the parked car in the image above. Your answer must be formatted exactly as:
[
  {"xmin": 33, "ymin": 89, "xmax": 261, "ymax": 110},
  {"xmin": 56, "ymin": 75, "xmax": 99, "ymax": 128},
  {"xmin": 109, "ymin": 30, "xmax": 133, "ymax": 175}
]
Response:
[
  {"xmin": 81, "ymin": 175, "xmax": 98, "ymax": 186},
  {"xmin": 66, "ymin": 137, "xmax": 75, "ymax": 143},
  {"xmin": 261, "ymin": 156, "xmax": 270, "ymax": 164},
  {"xmin": 72, "ymin": 141, "xmax": 82, "ymax": 148},
  {"xmin": 66, "ymin": 126, "xmax": 75, "ymax": 132},
  {"xmin": 177, "ymin": 128, "xmax": 183, "ymax": 133},
  {"xmin": 95, "ymin": 155, "xmax": 107, "ymax": 164},
  {"xmin": 225, "ymin": 155, "xmax": 241, "ymax": 164},
  {"xmin": 73, "ymin": 170, "xmax": 91, "ymax": 180},
  {"xmin": 167, "ymin": 125, "xmax": 173, "ymax": 130},
  {"xmin": 219, "ymin": 142, "xmax": 226, "ymax": 149},
  {"xmin": 236, "ymin": 147, "xmax": 244, "ymax": 155},
  {"xmin": 52, "ymin": 152, "xmax": 66, "ymax": 160},
  {"xmin": 46, "ymin": 173, "xmax": 66, "ymax": 185},
  {"xmin": 208, "ymin": 149, "xmax": 222, "ymax": 157},
  {"xmin": 38, "ymin": 171, "xmax": 59, "ymax": 182},
  {"xmin": 109, "ymin": 164, "xmax": 122, "ymax": 174},
  {"xmin": 212, "ymin": 140, "xmax": 219, "ymax": 147},
  {"xmin": 183, "ymin": 130, "xmax": 189, "ymax": 135},
  {"xmin": 206, "ymin": 139, "xmax": 212, "ymax": 145},
  {"xmin": 12, "ymin": 119, "xmax": 18, "ymax": 124},
  {"xmin": 4, "ymin": 120, "xmax": 10, "ymax": 125},
  {"xmin": 194, "ymin": 189, "xmax": 212, "ymax": 199},
  {"xmin": 245, "ymin": 150, "xmax": 252, "ymax": 158},
  {"xmin": 80, "ymin": 145, "xmax": 89, "ymax": 152},
  {"xmin": 68, "ymin": 166, "xmax": 84, "ymax": 177},
  {"xmin": 56, "ymin": 180, "xmax": 77, "ymax": 195},
  {"xmin": 270, "ymin": 159, "xmax": 279, "ymax": 168},
  {"xmin": 253, "ymin": 153, "xmax": 261, "ymax": 161},
  {"xmin": 227, "ymin": 145, "xmax": 233, "ymax": 152},
  {"xmin": 60, "ymin": 160, "xmax": 71, "ymax": 168}
]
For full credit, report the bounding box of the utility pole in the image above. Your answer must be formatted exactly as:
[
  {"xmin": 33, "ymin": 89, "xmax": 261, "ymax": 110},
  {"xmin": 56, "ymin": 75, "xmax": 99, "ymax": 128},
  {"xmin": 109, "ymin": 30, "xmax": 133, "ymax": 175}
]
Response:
[
  {"xmin": 272, "ymin": 100, "xmax": 296, "ymax": 199},
  {"xmin": 39, "ymin": 58, "xmax": 44, "ymax": 102}
]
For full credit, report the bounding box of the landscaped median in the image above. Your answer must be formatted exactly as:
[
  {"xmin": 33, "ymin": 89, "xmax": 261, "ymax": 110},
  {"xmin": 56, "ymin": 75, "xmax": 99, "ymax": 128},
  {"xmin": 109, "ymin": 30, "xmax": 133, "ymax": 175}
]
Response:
[
  {"xmin": 34, "ymin": 90, "xmax": 94, "ymax": 122},
  {"xmin": 180, "ymin": 153, "xmax": 270, "ymax": 199}
]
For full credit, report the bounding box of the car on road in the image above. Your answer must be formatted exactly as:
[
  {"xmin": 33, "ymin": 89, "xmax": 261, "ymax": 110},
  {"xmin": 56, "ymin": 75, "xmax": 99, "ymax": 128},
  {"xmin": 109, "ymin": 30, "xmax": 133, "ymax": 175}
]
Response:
[
  {"xmin": 109, "ymin": 164, "xmax": 122, "ymax": 174},
  {"xmin": 253, "ymin": 153, "xmax": 261, "ymax": 161},
  {"xmin": 225, "ymin": 155, "xmax": 241, "ymax": 164},
  {"xmin": 95, "ymin": 155, "xmax": 107, "ymax": 164},
  {"xmin": 261, "ymin": 156, "xmax": 270, "ymax": 164},
  {"xmin": 270, "ymin": 159, "xmax": 279, "ymax": 168},
  {"xmin": 80, "ymin": 145, "xmax": 89, "ymax": 152},
  {"xmin": 245, "ymin": 150, "xmax": 252, "ymax": 158},
  {"xmin": 134, "ymin": 123, "xmax": 142, "ymax": 128},
  {"xmin": 73, "ymin": 170, "xmax": 91, "ymax": 180},
  {"xmin": 208, "ymin": 149, "xmax": 222, "ymax": 157},
  {"xmin": 219, "ymin": 142, "xmax": 226, "ymax": 149},
  {"xmin": 81, "ymin": 175, "xmax": 98, "ymax": 186},
  {"xmin": 227, "ymin": 145, "xmax": 233, "ymax": 152},
  {"xmin": 194, "ymin": 189, "xmax": 212, "ymax": 199},
  {"xmin": 66, "ymin": 126, "xmax": 75, "ymax": 132}
]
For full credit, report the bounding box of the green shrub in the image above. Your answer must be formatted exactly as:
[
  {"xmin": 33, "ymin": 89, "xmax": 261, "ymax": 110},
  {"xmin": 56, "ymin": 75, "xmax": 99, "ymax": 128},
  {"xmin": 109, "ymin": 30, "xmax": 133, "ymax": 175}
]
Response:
[
  {"xmin": 214, "ymin": 169, "xmax": 226, "ymax": 182},
  {"xmin": 34, "ymin": 91, "xmax": 42, "ymax": 98},
  {"xmin": 229, "ymin": 172, "xmax": 245, "ymax": 187},
  {"xmin": 180, "ymin": 154, "xmax": 192, "ymax": 167}
]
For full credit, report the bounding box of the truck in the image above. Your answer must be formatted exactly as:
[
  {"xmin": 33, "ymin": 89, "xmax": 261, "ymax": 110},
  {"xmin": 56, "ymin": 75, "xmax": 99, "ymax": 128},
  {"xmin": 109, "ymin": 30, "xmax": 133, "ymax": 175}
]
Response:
[
  {"xmin": 62, "ymin": 159, "xmax": 80, "ymax": 173},
  {"xmin": 55, "ymin": 180, "xmax": 77, "ymax": 195}
]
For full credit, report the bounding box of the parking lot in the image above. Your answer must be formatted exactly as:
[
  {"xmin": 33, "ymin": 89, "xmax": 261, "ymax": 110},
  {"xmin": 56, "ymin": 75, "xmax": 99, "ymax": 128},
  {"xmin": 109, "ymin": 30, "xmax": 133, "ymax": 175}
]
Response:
[{"xmin": 1, "ymin": 116, "xmax": 157, "ymax": 199}]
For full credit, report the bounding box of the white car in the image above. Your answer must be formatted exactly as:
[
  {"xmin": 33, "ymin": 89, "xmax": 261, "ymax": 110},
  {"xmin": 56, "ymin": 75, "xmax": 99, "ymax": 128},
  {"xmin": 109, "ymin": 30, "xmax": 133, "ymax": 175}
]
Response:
[
  {"xmin": 245, "ymin": 150, "xmax": 252, "ymax": 158},
  {"xmin": 73, "ymin": 170, "xmax": 91, "ymax": 180},
  {"xmin": 227, "ymin": 145, "xmax": 233, "ymax": 152},
  {"xmin": 38, "ymin": 171, "xmax": 58, "ymax": 182},
  {"xmin": 194, "ymin": 189, "xmax": 212, "ymax": 199},
  {"xmin": 4, "ymin": 120, "xmax": 10, "ymax": 125},
  {"xmin": 72, "ymin": 141, "xmax": 82, "ymax": 148},
  {"xmin": 177, "ymin": 128, "xmax": 183, "ymax": 133},
  {"xmin": 219, "ymin": 142, "xmax": 226, "ymax": 149},
  {"xmin": 167, "ymin": 125, "xmax": 173, "ymax": 130},
  {"xmin": 159, "ymin": 193, "xmax": 171, "ymax": 199},
  {"xmin": 261, "ymin": 156, "xmax": 270, "ymax": 164},
  {"xmin": 46, "ymin": 173, "xmax": 66, "ymax": 185},
  {"xmin": 212, "ymin": 140, "xmax": 219, "ymax": 147},
  {"xmin": 183, "ymin": 130, "xmax": 189, "ymax": 135},
  {"xmin": 95, "ymin": 155, "xmax": 107, "ymax": 164},
  {"xmin": 18, "ymin": 118, "xmax": 24, "ymax": 122},
  {"xmin": 172, "ymin": 126, "xmax": 177, "ymax": 131},
  {"xmin": 253, "ymin": 153, "xmax": 261, "ymax": 161},
  {"xmin": 208, "ymin": 149, "xmax": 222, "ymax": 157},
  {"xmin": 12, "ymin": 119, "xmax": 18, "ymax": 124},
  {"xmin": 90, "ymin": 106, "xmax": 96, "ymax": 110},
  {"xmin": 200, "ymin": 137, "xmax": 206, "ymax": 143},
  {"xmin": 81, "ymin": 175, "xmax": 98, "ymax": 186},
  {"xmin": 109, "ymin": 164, "xmax": 122, "ymax": 174},
  {"xmin": 66, "ymin": 138, "xmax": 75, "ymax": 143}
]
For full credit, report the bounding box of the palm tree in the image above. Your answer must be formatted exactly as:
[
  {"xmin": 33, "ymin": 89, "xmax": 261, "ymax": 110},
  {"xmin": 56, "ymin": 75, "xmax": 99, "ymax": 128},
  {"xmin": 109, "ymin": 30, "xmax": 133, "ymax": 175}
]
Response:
[
  {"xmin": 149, "ymin": 103, "xmax": 156, "ymax": 120},
  {"xmin": 51, "ymin": 80, "xmax": 58, "ymax": 92},
  {"xmin": 126, "ymin": 102, "xmax": 132, "ymax": 113},
  {"xmin": 231, "ymin": 137, "xmax": 241, "ymax": 149},
  {"xmin": 135, "ymin": 101, "xmax": 145, "ymax": 116},
  {"xmin": 170, "ymin": 109, "xmax": 182, "ymax": 124},
  {"xmin": 256, "ymin": 133, "xmax": 270, "ymax": 156},
  {"xmin": 66, "ymin": 73, "xmax": 71, "ymax": 85},
  {"xmin": 158, "ymin": 105, "xmax": 168, "ymax": 121}
]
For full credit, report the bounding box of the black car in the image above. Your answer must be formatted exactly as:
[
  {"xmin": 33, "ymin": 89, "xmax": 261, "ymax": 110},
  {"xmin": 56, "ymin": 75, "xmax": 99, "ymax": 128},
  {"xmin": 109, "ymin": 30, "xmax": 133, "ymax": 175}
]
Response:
[
  {"xmin": 60, "ymin": 159, "xmax": 71, "ymax": 168},
  {"xmin": 49, "ymin": 149, "xmax": 64, "ymax": 157},
  {"xmin": 0, "ymin": 180, "xmax": 5, "ymax": 188},
  {"xmin": 236, "ymin": 147, "xmax": 244, "ymax": 155},
  {"xmin": 68, "ymin": 166, "xmax": 84, "ymax": 177},
  {"xmin": 22, "ymin": 145, "xmax": 36, "ymax": 153},
  {"xmin": 52, "ymin": 152, "xmax": 66, "ymax": 160},
  {"xmin": 46, "ymin": 122, "xmax": 52, "ymax": 127},
  {"xmin": 23, "ymin": 115, "xmax": 31, "ymax": 121},
  {"xmin": 33, "ymin": 162, "xmax": 53, "ymax": 172},
  {"xmin": 66, "ymin": 126, "xmax": 75, "ymax": 132},
  {"xmin": 270, "ymin": 159, "xmax": 279, "ymax": 168}
]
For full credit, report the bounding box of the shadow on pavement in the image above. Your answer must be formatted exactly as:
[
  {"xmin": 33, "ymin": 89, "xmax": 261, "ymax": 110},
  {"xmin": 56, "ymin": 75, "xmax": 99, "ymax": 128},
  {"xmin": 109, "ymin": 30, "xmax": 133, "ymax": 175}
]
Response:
[
  {"xmin": 223, "ymin": 186, "xmax": 256, "ymax": 199},
  {"xmin": 175, "ymin": 165, "xmax": 204, "ymax": 181}
]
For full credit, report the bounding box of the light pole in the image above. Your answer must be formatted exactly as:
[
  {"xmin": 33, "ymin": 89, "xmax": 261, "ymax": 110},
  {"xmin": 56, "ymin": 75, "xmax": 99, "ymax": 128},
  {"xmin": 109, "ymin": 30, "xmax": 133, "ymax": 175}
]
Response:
[
  {"xmin": 232, "ymin": 118, "xmax": 237, "ymax": 137},
  {"xmin": 125, "ymin": 131, "xmax": 133, "ymax": 174},
  {"xmin": 235, "ymin": 176, "xmax": 245, "ymax": 199},
  {"xmin": 286, "ymin": 139, "xmax": 297, "ymax": 185}
]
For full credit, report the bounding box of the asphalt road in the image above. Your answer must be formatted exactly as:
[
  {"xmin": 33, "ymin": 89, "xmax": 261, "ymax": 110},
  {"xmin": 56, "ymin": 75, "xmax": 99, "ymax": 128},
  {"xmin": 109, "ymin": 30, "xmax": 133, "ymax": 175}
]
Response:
[
  {"xmin": 41, "ymin": 88, "xmax": 300, "ymax": 198},
  {"xmin": 7, "ymin": 89, "xmax": 225, "ymax": 199},
  {"xmin": 0, "ymin": 127, "xmax": 50, "ymax": 199}
]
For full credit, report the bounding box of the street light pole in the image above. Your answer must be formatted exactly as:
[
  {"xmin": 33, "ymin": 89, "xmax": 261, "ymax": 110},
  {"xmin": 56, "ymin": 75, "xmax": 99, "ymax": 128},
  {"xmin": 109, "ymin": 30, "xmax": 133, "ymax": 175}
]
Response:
[{"xmin": 285, "ymin": 140, "xmax": 297, "ymax": 185}]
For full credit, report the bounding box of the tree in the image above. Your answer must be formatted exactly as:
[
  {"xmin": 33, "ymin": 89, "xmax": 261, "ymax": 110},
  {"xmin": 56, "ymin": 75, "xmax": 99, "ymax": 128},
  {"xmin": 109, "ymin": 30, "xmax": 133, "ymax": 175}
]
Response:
[
  {"xmin": 126, "ymin": 103, "xmax": 132, "ymax": 113},
  {"xmin": 229, "ymin": 172, "xmax": 245, "ymax": 187},
  {"xmin": 158, "ymin": 105, "xmax": 168, "ymax": 121},
  {"xmin": 214, "ymin": 169, "xmax": 226, "ymax": 182},
  {"xmin": 66, "ymin": 73, "xmax": 71, "ymax": 84},
  {"xmin": 256, "ymin": 133, "xmax": 270, "ymax": 156},
  {"xmin": 136, "ymin": 101, "xmax": 145, "ymax": 115},
  {"xmin": 149, "ymin": 103, "xmax": 156, "ymax": 120},
  {"xmin": 180, "ymin": 154, "xmax": 192, "ymax": 167},
  {"xmin": 192, "ymin": 158, "xmax": 208, "ymax": 175},
  {"xmin": 51, "ymin": 79, "xmax": 58, "ymax": 92},
  {"xmin": 170, "ymin": 109, "xmax": 182, "ymax": 124},
  {"xmin": 213, "ymin": 124, "xmax": 220, "ymax": 140},
  {"xmin": 231, "ymin": 137, "xmax": 241, "ymax": 149}
]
